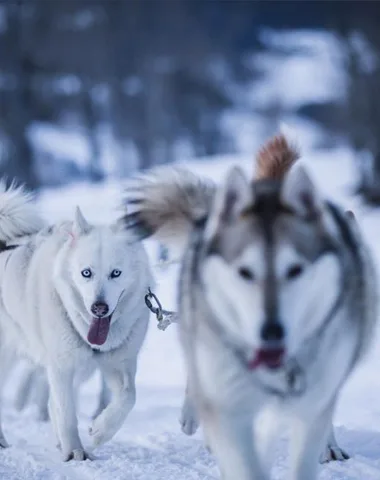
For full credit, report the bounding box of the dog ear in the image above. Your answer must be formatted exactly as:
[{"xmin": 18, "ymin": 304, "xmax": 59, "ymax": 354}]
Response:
[
  {"xmin": 73, "ymin": 206, "xmax": 91, "ymax": 236},
  {"xmin": 281, "ymin": 165, "xmax": 322, "ymax": 217},
  {"xmin": 345, "ymin": 210, "xmax": 356, "ymax": 221},
  {"xmin": 204, "ymin": 166, "xmax": 252, "ymax": 242}
]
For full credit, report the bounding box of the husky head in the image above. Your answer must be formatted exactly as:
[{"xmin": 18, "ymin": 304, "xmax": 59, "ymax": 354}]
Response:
[
  {"xmin": 201, "ymin": 165, "xmax": 342, "ymax": 371},
  {"xmin": 60, "ymin": 207, "xmax": 138, "ymax": 347}
]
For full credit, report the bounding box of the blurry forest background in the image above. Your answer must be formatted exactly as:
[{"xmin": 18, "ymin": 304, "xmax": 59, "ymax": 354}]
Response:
[{"xmin": 1, "ymin": 0, "xmax": 380, "ymax": 202}]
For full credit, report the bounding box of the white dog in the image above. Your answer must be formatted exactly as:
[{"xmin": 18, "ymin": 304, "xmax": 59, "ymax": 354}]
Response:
[{"xmin": 0, "ymin": 182, "xmax": 153, "ymax": 461}]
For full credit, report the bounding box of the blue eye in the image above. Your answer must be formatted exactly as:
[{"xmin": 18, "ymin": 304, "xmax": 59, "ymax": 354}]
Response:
[
  {"xmin": 110, "ymin": 269, "xmax": 122, "ymax": 279},
  {"xmin": 81, "ymin": 269, "xmax": 92, "ymax": 278}
]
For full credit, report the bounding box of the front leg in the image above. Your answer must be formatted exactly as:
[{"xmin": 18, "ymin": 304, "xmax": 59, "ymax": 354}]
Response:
[
  {"xmin": 253, "ymin": 403, "xmax": 281, "ymax": 473},
  {"xmin": 288, "ymin": 403, "xmax": 334, "ymax": 480},
  {"xmin": 201, "ymin": 406, "xmax": 268, "ymax": 480},
  {"xmin": 320, "ymin": 423, "xmax": 349, "ymax": 463},
  {"xmin": 179, "ymin": 380, "xmax": 199, "ymax": 436},
  {"xmin": 47, "ymin": 365, "xmax": 89, "ymax": 461},
  {"xmin": 32, "ymin": 368, "xmax": 50, "ymax": 422},
  {"xmin": 92, "ymin": 372, "xmax": 111, "ymax": 420},
  {"xmin": 89, "ymin": 359, "xmax": 136, "ymax": 446},
  {"xmin": 48, "ymin": 395, "xmax": 61, "ymax": 450}
]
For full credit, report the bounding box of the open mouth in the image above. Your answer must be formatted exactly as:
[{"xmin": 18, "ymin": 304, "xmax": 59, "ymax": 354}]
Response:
[
  {"xmin": 86, "ymin": 291, "xmax": 125, "ymax": 346},
  {"xmin": 248, "ymin": 346, "xmax": 286, "ymax": 370},
  {"xmin": 87, "ymin": 315, "xmax": 112, "ymax": 346}
]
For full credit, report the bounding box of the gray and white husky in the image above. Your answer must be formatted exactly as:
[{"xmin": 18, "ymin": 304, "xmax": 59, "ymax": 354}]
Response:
[
  {"xmin": 123, "ymin": 135, "xmax": 378, "ymax": 479},
  {"xmin": 0, "ymin": 183, "xmax": 153, "ymax": 461}
]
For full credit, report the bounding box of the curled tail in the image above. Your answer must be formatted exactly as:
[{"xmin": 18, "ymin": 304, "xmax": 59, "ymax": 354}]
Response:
[
  {"xmin": 0, "ymin": 180, "xmax": 44, "ymax": 244},
  {"xmin": 255, "ymin": 133, "xmax": 300, "ymax": 181},
  {"xmin": 122, "ymin": 132, "xmax": 299, "ymax": 248},
  {"xmin": 122, "ymin": 166, "xmax": 215, "ymax": 251}
]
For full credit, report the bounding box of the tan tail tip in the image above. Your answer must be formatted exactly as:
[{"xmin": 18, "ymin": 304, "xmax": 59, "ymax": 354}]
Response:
[{"xmin": 255, "ymin": 133, "xmax": 300, "ymax": 181}]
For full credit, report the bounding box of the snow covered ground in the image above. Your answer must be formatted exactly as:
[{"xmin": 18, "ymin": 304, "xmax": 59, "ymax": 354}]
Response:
[{"xmin": 2, "ymin": 148, "xmax": 380, "ymax": 479}]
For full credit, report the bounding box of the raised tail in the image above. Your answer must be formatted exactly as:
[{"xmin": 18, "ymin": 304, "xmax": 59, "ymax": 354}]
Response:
[
  {"xmin": 122, "ymin": 134, "xmax": 299, "ymax": 247},
  {"xmin": 0, "ymin": 180, "xmax": 44, "ymax": 244},
  {"xmin": 254, "ymin": 133, "xmax": 300, "ymax": 181},
  {"xmin": 122, "ymin": 166, "xmax": 215, "ymax": 250}
]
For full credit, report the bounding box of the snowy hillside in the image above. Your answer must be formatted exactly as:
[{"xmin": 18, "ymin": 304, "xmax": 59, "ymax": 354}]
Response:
[{"xmin": 2, "ymin": 149, "xmax": 380, "ymax": 480}]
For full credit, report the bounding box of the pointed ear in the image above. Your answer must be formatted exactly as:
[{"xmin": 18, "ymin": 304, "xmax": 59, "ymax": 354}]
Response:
[
  {"xmin": 345, "ymin": 210, "xmax": 356, "ymax": 221},
  {"xmin": 345, "ymin": 210, "xmax": 359, "ymax": 233},
  {"xmin": 204, "ymin": 166, "xmax": 252, "ymax": 242},
  {"xmin": 281, "ymin": 165, "xmax": 322, "ymax": 217},
  {"xmin": 73, "ymin": 206, "xmax": 90, "ymax": 236}
]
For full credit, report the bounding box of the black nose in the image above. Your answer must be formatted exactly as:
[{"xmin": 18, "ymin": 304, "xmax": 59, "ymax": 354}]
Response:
[
  {"xmin": 91, "ymin": 301, "xmax": 109, "ymax": 317},
  {"xmin": 261, "ymin": 322, "xmax": 285, "ymax": 343}
]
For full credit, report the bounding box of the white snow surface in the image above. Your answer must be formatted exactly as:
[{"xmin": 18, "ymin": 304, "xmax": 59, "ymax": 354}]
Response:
[{"xmin": 2, "ymin": 149, "xmax": 380, "ymax": 479}]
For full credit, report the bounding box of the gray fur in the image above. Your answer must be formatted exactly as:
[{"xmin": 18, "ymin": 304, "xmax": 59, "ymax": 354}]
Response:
[
  {"xmin": 123, "ymin": 166, "xmax": 215, "ymax": 254},
  {"xmin": 123, "ymin": 163, "xmax": 378, "ymax": 480}
]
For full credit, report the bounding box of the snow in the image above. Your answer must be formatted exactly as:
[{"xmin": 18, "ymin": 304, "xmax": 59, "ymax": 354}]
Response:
[
  {"xmin": 28, "ymin": 122, "xmax": 126, "ymax": 180},
  {"xmin": 254, "ymin": 30, "xmax": 347, "ymax": 108},
  {"xmin": 28, "ymin": 123, "xmax": 91, "ymax": 168},
  {"xmin": 2, "ymin": 148, "xmax": 380, "ymax": 479},
  {"xmin": 223, "ymin": 30, "xmax": 346, "ymax": 155}
]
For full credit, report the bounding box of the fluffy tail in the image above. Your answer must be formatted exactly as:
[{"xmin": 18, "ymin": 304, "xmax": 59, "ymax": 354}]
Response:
[
  {"xmin": 0, "ymin": 180, "xmax": 44, "ymax": 244},
  {"xmin": 122, "ymin": 166, "xmax": 215, "ymax": 250},
  {"xmin": 122, "ymin": 133, "xmax": 299, "ymax": 248},
  {"xmin": 254, "ymin": 133, "xmax": 300, "ymax": 181}
]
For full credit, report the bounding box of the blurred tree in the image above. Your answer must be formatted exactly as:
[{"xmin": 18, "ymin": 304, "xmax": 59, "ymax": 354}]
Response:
[
  {"xmin": 0, "ymin": 0, "xmax": 38, "ymax": 188},
  {"xmin": 6, "ymin": 0, "xmax": 378, "ymax": 190},
  {"xmin": 0, "ymin": 0, "xmax": 263, "ymax": 185},
  {"xmin": 271, "ymin": 1, "xmax": 380, "ymax": 204}
]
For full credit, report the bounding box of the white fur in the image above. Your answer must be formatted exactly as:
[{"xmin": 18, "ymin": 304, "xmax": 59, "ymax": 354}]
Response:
[
  {"xmin": 0, "ymin": 181, "xmax": 43, "ymax": 242},
  {"xmin": 14, "ymin": 362, "xmax": 110, "ymax": 422},
  {"xmin": 0, "ymin": 190, "xmax": 154, "ymax": 461},
  {"xmin": 201, "ymin": 243, "xmax": 342, "ymax": 365}
]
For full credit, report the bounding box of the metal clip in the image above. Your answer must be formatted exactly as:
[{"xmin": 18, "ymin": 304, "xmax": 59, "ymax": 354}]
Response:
[
  {"xmin": 144, "ymin": 288, "xmax": 179, "ymax": 330},
  {"xmin": 145, "ymin": 288, "xmax": 164, "ymax": 322}
]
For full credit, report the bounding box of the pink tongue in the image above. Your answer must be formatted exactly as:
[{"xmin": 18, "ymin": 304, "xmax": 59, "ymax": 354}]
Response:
[
  {"xmin": 248, "ymin": 347, "xmax": 285, "ymax": 370},
  {"xmin": 87, "ymin": 316, "xmax": 111, "ymax": 346}
]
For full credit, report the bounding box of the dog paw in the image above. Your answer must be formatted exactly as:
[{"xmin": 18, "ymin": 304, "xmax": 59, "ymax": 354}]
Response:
[
  {"xmin": 63, "ymin": 448, "xmax": 92, "ymax": 462},
  {"xmin": 179, "ymin": 408, "xmax": 199, "ymax": 436},
  {"xmin": 320, "ymin": 445, "xmax": 350, "ymax": 463},
  {"xmin": 89, "ymin": 414, "xmax": 116, "ymax": 446}
]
